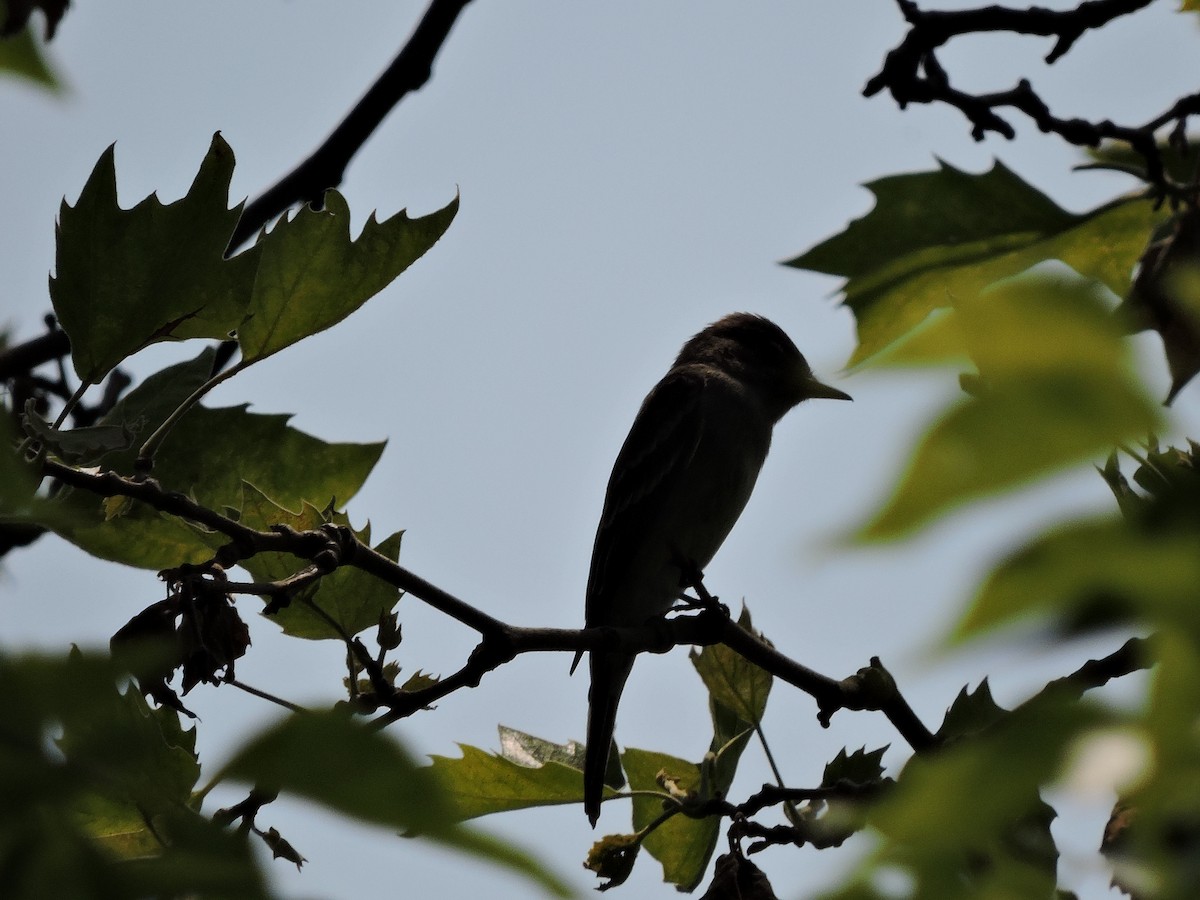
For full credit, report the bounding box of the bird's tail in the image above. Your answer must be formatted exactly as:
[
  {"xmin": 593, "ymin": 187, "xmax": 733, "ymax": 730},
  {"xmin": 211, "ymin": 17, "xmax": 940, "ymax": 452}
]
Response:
[{"xmin": 584, "ymin": 651, "xmax": 634, "ymax": 827}]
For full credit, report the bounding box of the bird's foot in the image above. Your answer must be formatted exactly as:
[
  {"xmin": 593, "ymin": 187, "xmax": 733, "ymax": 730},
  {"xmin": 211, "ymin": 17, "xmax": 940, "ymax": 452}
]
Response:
[{"xmin": 674, "ymin": 565, "xmax": 728, "ymax": 617}]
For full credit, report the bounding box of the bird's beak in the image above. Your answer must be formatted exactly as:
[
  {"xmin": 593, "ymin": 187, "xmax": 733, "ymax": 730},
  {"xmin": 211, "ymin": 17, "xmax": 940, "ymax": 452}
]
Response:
[{"xmin": 805, "ymin": 377, "xmax": 852, "ymax": 402}]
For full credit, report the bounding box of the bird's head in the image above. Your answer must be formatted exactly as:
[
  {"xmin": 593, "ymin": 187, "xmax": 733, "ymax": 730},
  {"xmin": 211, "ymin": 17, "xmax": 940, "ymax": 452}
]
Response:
[{"xmin": 675, "ymin": 312, "xmax": 851, "ymax": 419}]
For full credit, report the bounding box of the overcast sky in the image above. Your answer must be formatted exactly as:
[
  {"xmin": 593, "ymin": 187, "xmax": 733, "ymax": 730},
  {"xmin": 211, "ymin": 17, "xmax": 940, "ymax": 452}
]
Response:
[{"xmin": 4, "ymin": 3, "xmax": 1199, "ymax": 897}]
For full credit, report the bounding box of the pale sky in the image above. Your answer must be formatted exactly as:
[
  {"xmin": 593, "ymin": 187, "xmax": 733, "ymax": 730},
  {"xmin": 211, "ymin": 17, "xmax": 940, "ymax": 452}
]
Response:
[{"xmin": 3, "ymin": 3, "xmax": 1199, "ymax": 897}]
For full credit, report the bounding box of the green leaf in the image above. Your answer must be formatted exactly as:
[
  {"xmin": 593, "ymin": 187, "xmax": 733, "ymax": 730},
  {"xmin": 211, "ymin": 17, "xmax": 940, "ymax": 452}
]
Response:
[
  {"xmin": 1119, "ymin": 205, "xmax": 1200, "ymax": 401},
  {"xmin": 822, "ymin": 746, "xmax": 888, "ymax": 787},
  {"xmin": 427, "ymin": 739, "xmax": 585, "ymax": 821},
  {"xmin": 73, "ymin": 794, "xmax": 164, "ymax": 859},
  {"xmin": 51, "ymin": 510, "xmax": 217, "ymax": 570},
  {"xmin": 1112, "ymin": 633, "xmax": 1200, "ymax": 896},
  {"xmin": 236, "ymin": 485, "xmax": 402, "ymax": 640},
  {"xmin": 71, "ymin": 690, "xmax": 201, "ymax": 858},
  {"xmin": 56, "ymin": 675, "xmax": 201, "ymax": 819},
  {"xmin": 51, "ymin": 135, "xmax": 256, "ymax": 381},
  {"xmin": 806, "ymin": 746, "xmax": 890, "ymax": 849},
  {"xmin": 0, "ymin": 650, "xmax": 267, "ymax": 898},
  {"xmin": 867, "ymin": 696, "xmax": 1103, "ymax": 896},
  {"xmin": 237, "ymin": 191, "xmax": 459, "ymax": 363},
  {"xmin": 226, "ymin": 710, "xmax": 454, "ymax": 830},
  {"xmin": 956, "ymin": 516, "xmax": 1200, "ymax": 641},
  {"xmin": 94, "ymin": 348, "xmax": 217, "ymax": 470},
  {"xmin": 0, "ymin": 23, "xmax": 60, "ymax": 90},
  {"xmin": 298, "ymin": 528, "xmax": 402, "ymax": 639},
  {"xmin": 787, "ymin": 160, "xmax": 1165, "ymax": 365},
  {"xmin": 862, "ymin": 273, "xmax": 1161, "ymax": 539},
  {"xmin": 399, "ymin": 669, "xmax": 439, "ymax": 692},
  {"xmin": 689, "ymin": 605, "xmax": 772, "ymax": 726},
  {"xmin": 47, "ymin": 397, "xmax": 384, "ymax": 569},
  {"xmin": 706, "ymin": 698, "xmax": 754, "ymax": 807},
  {"xmin": 936, "ymin": 681, "xmax": 1007, "ymax": 742},
  {"xmin": 227, "ymin": 711, "xmax": 572, "ymax": 897},
  {"xmin": 160, "ymin": 405, "xmax": 382, "ymax": 514},
  {"xmin": 624, "ymin": 748, "xmax": 716, "ymax": 892},
  {"xmin": 689, "ymin": 606, "xmax": 766, "ymax": 803},
  {"xmin": 50, "ymin": 136, "xmax": 455, "ymax": 382},
  {"xmin": 113, "ymin": 811, "xmax": 269, "ymax": 899}
]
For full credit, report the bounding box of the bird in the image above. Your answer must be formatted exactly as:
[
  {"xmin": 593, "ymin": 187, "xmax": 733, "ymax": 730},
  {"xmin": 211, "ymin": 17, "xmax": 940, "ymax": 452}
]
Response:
[{"xmin": 577, "ymin": 312, "xmax": 851, "ymax": 825}]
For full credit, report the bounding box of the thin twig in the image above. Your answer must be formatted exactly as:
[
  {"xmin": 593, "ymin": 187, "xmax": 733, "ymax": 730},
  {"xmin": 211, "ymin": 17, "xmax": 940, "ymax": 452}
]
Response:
[{"xmin": 225, "ymin": 678, "xmax": 308, "ymax": 714}]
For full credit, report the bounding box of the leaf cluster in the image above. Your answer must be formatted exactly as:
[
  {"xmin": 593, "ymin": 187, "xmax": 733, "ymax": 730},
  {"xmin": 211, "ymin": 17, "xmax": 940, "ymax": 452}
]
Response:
[{"xmin": 7, "ymin": 2, "xmax": 1200, "ymax": 898}]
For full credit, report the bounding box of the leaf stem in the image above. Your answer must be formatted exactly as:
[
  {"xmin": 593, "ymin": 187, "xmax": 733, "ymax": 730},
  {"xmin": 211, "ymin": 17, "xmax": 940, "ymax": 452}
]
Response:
[
  {"xmin": 754, "ymin": 723, "xmax": 801, "ymax": 822},
  {"xmin": 136, "ymin": 359, "xmax": 246, "ymax": 469},
  {"xmin": 52, "ymin": 378, "xmax": 91, "ymax": 430},
  {"xmin": 225, "ymin": 677, "xmax": 308, "ymax": 714}
]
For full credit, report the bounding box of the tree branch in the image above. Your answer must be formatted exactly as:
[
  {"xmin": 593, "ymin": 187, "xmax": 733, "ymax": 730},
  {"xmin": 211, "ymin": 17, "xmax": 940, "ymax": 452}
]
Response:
[
  {"xmin": 43, "ymin": 459, "xmax": 939, "ymax": 750},
  {"xmin": 227, "ymin": 0, "xmax": 474, "ymax": 251},
  {"xmin": 865, "ymin": 0, "xmax": 1183, "ymax": 191},
  {"xmin": 1026, "ymin": 635, "xmax": 1151, "ymax": 706},
  {"xmin": 0, "ymin": 328, "xmax": 70, "ymax": 381}
]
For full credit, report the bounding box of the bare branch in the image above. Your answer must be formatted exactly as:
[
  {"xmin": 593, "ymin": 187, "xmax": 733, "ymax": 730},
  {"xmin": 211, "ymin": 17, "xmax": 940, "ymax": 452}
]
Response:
[
  {"xmin": 865, "ymin": 0, "xmax": 1186, "ymax": 191},
  {"xmin": 227, "ymin": 0, "xmax": 474, "ymax": 251},
  {"xmin": 0, "ymin": 328, "xmax": 70, "ymax": 381}
]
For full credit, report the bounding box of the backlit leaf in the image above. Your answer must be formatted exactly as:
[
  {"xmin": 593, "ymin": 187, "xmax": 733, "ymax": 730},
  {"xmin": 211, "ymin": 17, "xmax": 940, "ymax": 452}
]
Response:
[
  {"xmin": 956, "ymin": 516, "xmax": 1200, "ymax": 640},
  {"xmin": 226, "ymin": 711, "xmax": 572, "ymax": 898},
  {"xmin": 0, "ymin": 22, "xmax": 59, "ymax": 90},
  {"xmin": 51, "ymin": 135, "xmax": 255, "ymax": 381},
  {"xmin": 47, "ymin": 396, "xmax": 383, "ymax": 569},
  {"xmin": 237, "ymin": 191, "xmax": 458, "ymax": 363},
  {"xmin": 625, "ymin": 748, "xmax": 715, "ymax": 892},
  {"xmin": 427, "ymin": 739, "xmax": 585, "ymax": 821},
  {"xmin": 689, "ymin": 605, "xmax": 772, "ymax": 726},
  {"xmin": 787, "ymin": 160, "xmax": 1164, "ymax": 365},
  {"xmin": 236, "ymin": 486, "xmax": 404, "ymax": 640},
  {"xmin": 862, "ymin": 273, "xmax": 1161, "ymax": 538}
]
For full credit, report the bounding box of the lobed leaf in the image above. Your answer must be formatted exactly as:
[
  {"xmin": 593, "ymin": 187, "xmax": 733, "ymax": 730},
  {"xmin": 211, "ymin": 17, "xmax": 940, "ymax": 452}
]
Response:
[
  {"xmin": 236, "ymin": 485, "xmax": 403, "ymax": 640},
  {"xmin": 50, "ymin": 136, "xmax": 457, "ymax": 382},
  {"xmin": 822, "ymin": 746, "xmax": 888, "ymax": 787},
  {"xmin": 51, "ymin": 135, "xmax": 255, "ymax": 381},
  {"xmin": 237, "ymin": 190, "xmax": 459, "ymax": 363},
  {"xmin": 787, "ymin": 160, "xmax": 1165, "ymax": 365},
  {"xmin": 936, "ymin": 681, "xmax": 1006, "ymax": 742},
  {"xmin": 46, "ymin": 393, "xmax": 384, "ymax": 569}
]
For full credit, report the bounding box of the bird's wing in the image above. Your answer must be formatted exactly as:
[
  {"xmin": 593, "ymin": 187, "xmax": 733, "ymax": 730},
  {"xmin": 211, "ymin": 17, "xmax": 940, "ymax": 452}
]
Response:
[{"xmin": 584, "ymin": 367, "xmax": 708, "ymax": 625}]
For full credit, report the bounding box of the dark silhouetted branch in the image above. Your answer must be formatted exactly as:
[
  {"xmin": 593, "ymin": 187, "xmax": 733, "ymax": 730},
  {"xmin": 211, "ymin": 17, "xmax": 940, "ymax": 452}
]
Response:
[
  {"xmin": 865, "ymin": 0, "xmax": 1191, "ymax": 191},
  {"xmin": 227, "ymin": 0, "xmax": 474, "ymax": 251}
]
